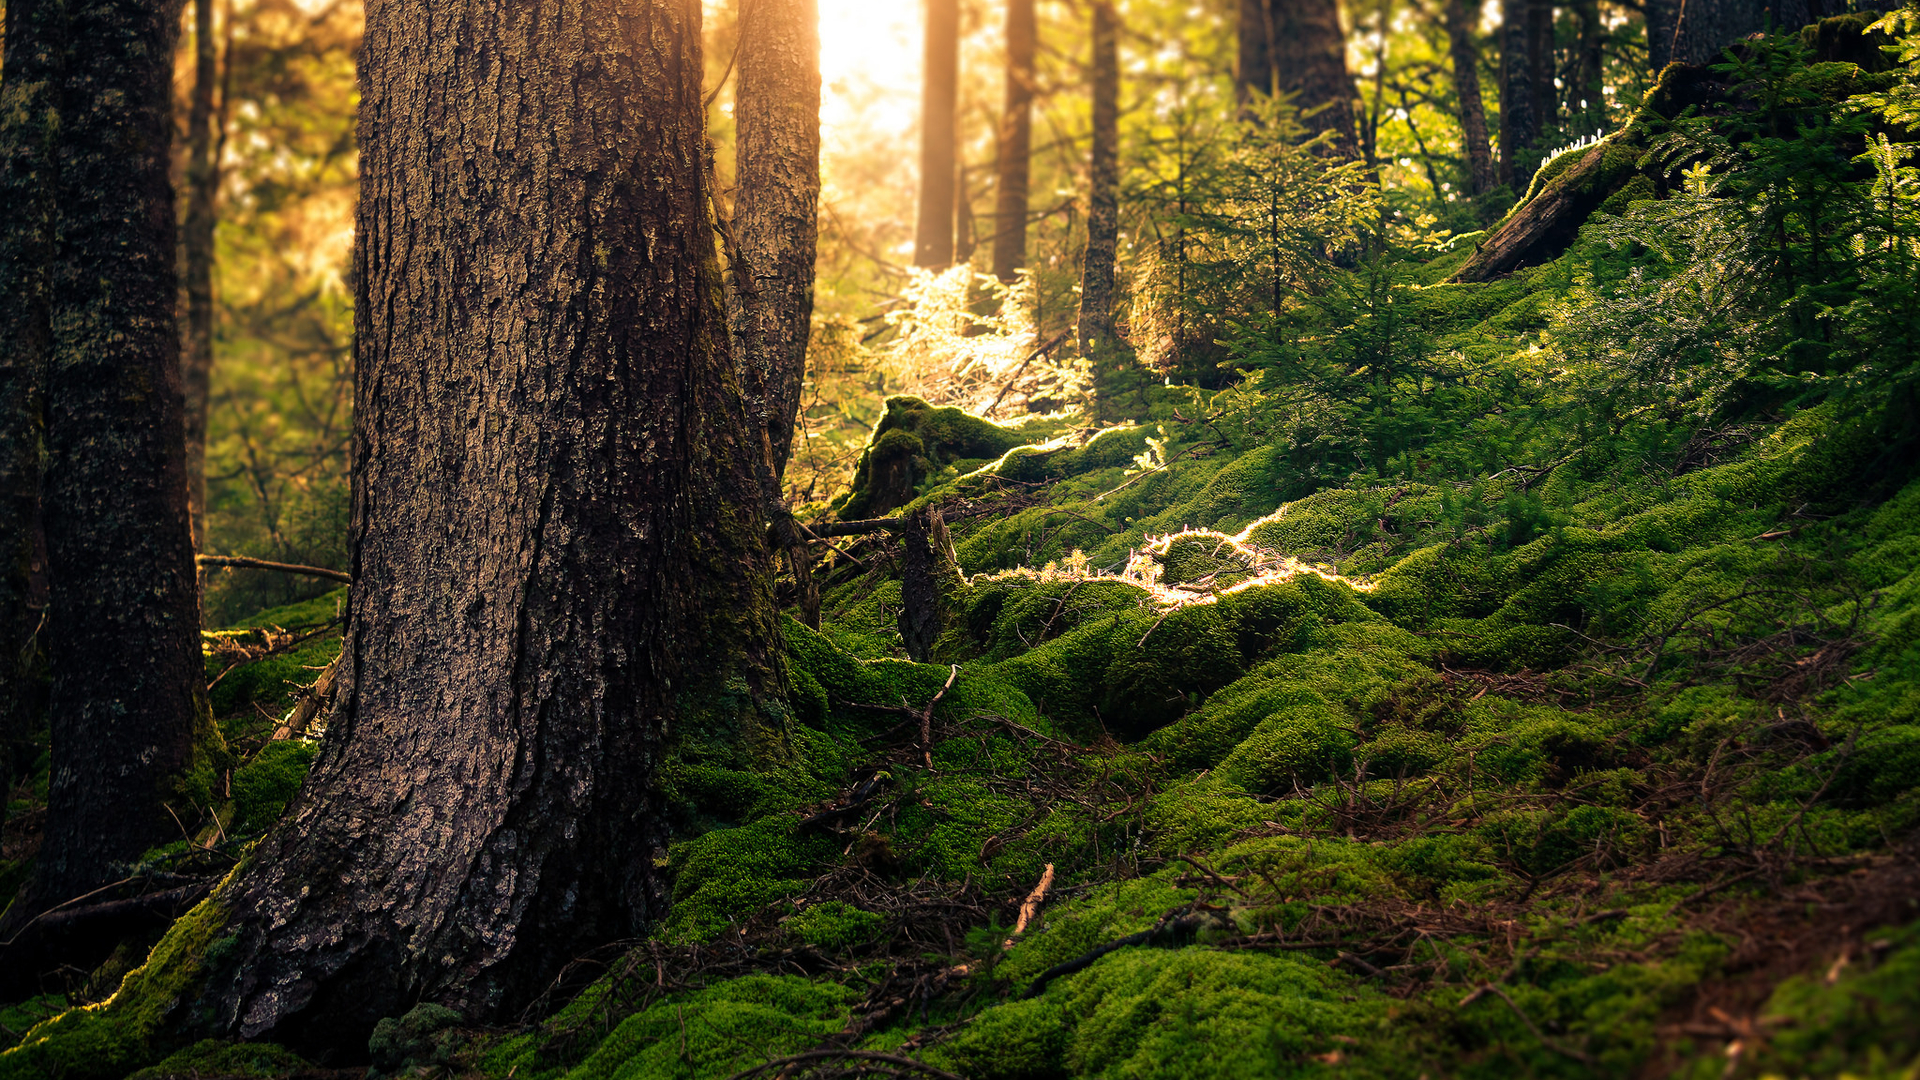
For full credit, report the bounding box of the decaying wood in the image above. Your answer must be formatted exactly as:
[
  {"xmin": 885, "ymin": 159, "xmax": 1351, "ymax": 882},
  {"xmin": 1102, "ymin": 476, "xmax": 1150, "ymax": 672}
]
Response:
[
  {"xmin": 1451, "ymin": 138, "xmax": 1624, "ymax": 283},
  {"xmin": 271, "ymin": 654, "xmax": 340, "ymax": 741}
]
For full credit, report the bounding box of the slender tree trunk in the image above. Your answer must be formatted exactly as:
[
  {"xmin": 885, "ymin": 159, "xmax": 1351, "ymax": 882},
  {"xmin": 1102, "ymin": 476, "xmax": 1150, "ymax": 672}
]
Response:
[
  {"xmin": 732, "ymin": 0, "xmax": 820, "ymax": 481},
  {"xmin": 1499, "ymin": 0, "xmax": 1537, "ymax": 185},
  {"xmin": 1571, "ymin": 0, "xmax": 1603, "ymax": 133},
  {"xmin": 1271, "ymin": 0, "xmax": 1356, "ymax": 152},
  {"xmin": 200, "ymin": 0, "xmax": 785, "ymax": 1048},
  {"xmin": 915, "ymin": 0, "xmax": 960, "ymax": 268},
  {"xmin": 1078, "ymin": 0, "xmax": 1120, "ymax": 365},
  {"xmin": 992, "ymin": 0, "xmax": 1036, "ymax": 283},
  {"xmin": 31, "ymin": 0, "xmax": 206, "ymax": 909},
  {"xmin": 1444, "ymin": 0, "xmax": 1498, "ymax": 195},
  {"xmin": 1237, "ymin": 0, "xmax": 1275, "ymax": 103},
  {"xmin": 1646, "ymin": 0, "xmax": 1677, "ymax": 72},
  {"xmin": 1528, "ymin": 0, "xmax": 1555, "ymax": 136},
  {"xmin": 181, "ymin": 0, "xmax": 221, "ymax": 557},
  {"xmin": 0, "ymin": 0, "xmax": 59, "ymax": 826}
]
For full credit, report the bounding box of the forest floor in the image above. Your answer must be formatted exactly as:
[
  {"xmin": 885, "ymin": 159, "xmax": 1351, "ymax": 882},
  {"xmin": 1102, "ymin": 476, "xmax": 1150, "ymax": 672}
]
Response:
[{"xmin": 5, "ymin": 243, "xmax": 1920, "ymax": 1079}]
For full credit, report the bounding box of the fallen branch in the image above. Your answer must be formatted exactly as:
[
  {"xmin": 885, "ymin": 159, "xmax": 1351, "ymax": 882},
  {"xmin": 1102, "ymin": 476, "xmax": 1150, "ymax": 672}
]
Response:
[
  {"xmin": 197, "ymin": 554, "xmax": 351, "ymax": 585},
  {"xmin": 806, "ymin": 517, "xmax": 909, "ymax": 539},
  {"xmin": 920, "ymin": 664, "xmax": 960, "ymax": 769},
  {"xmin": 726, "ymin": 1049, "xmax": 967, "ymax": 1080},
  {"xmin": 1004, "ymin": 864, "xmax": 1056, "ymax": 948}
]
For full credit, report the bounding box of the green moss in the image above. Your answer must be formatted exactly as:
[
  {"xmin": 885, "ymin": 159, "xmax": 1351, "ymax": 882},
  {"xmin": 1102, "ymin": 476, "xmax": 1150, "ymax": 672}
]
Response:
[
  {"xmin": 368, "ymin": 1002, "xmax": 464, "ymax": 1075},
  {"xmin": 784, "ymin": 900, "xmax": 885, "ymax": 951},
  {"xmin": 127, "ymin": 1040, "xmax": 312, "ymax": 1079},
  {"xmin": 228, "ymin": 740, "xmax": 316, "ymax": 836},
  {"xmin": 0, "ymin": 880, "xmax": 233, "ymax": 1080}
]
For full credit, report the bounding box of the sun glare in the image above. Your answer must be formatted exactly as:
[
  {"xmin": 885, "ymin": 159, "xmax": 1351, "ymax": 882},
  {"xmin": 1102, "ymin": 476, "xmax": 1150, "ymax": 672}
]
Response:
[{"xmin": 817, "ymin": 0, "xmax": 921, "ymax": 143}]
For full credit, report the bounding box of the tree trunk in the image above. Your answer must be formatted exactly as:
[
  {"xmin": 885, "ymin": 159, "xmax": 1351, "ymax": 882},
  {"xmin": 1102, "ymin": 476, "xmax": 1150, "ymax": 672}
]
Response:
[
  {"xmin": 1571, "ymin": 0, "xmax": 1603, "ymax": 133},
  {"xmin": 992, "ymin": 0, "xmax": 1036, "ymax": 283},
  {"xmin": 199, "ymin": 0, "xmax": 785, "ymax": 1050},
  {"xmin": 1237, "ymin": 0, "xmax": 1275, "ymax": 102},
  {"xmin": 1665, "ymin": 0, "xmax": 1770, "ymax": 66},
  {"xmin": 1443, "ymin": 0, "xmax": 1498, "ymax": 196},
  {"xmin": 915, "ymin": 0, "xmax": 960, "ymax": 268},
  {"xmin": 1271, "ymin": 0, "xmax": 1357, "ymax": 152},
  {"xmin": 32, "ymin": 0, "xmax": 206, "ymax": 909},
  {"xmin": 1499, "ymin": 0, "xmax": 1537, "ymax": 185},
  {"xmin": 1528, "ymin": 0, "xmax": 1555, "ymax": 136},
  {"xmin": 1078, "ymin": 0, "xmax": 1121, "ymax": 365},
  {"xmin": 732, "ymin": 0, "xmax": 821, "ymax": 481},
  {"xmin": 181, "ymin": 0, "xmax": 221, "ymax": 557},
  {"xmin": 0, "ymin": 0, "xmax": 58, "ymax": 827}
]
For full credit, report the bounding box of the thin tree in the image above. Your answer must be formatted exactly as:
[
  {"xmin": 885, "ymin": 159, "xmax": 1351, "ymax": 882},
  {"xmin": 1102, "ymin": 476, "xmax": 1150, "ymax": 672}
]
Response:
[
  {"xmin": 0, "ymin": 0, "xmax": 58, "ymax": 829},
  {"xmin": 199, "ymin": 0, "xmax": 786, "ymax": 1045},
  {"xmin": 1, "ymin": 0, "xmax": 209, "ymax": 920},
  {"xmin": 732, "ymin": 0, "xmax": 821, "ymax": 481},
  {"xmin": 1528, "ymin": 0, "xmax": 1555, "ymax": 138},
  {"xmin": 1570, "ymin": 0, "xmax": 1603, "ymax": 134},
  {"xmin": 916, "ymin": 0, "xmax": 961, "ymax": 268},
  {"xmin": 1079, "ymin": 0, "xmax": 1122, "ymax": 367},
  {"xmin": 1443, "ymin": 0, "xmax": 1498, "ymax": 196},
  {"xmin": 992, "ymin": 0, "xmax": 1037, "ymax": 282},
  {"xmin": 1499, "ymin": 0, "xmax": 1538, "ymax": 185},
  {"xmin": 181, "ymin": 0, "xmax": 227, "ymax": 556},
  {"xmin": 1237, "ymin": 0, "xmax": 1276, "ymax": 102}
]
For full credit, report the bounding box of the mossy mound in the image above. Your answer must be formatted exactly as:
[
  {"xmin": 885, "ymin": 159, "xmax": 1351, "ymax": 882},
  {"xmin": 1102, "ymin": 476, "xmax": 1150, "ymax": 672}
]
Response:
[{"xmin": 834, "ymin": 397, "xmax": 1038, "ymax": 519}]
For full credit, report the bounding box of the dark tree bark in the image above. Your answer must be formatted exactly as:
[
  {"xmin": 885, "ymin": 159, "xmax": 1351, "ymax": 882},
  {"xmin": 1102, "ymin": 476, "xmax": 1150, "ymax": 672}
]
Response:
[
  {"xmin": 29, "ymin": 0, "xmax": 206, "ymax": 910},
  {"xmin": 1499, "ymin": 0, "xmax": 1538, "ymax": 185},
  {"xmin": 1571, "ymin": 0, "xmax": 1604, "ymax": 132},
  {"xmin": 1272, "ymin": 0, "xmax": 1357, "ymax": 151},
  {"xmin": 991, "ymin": 0, "xmax": 1037, "ymax": 283},
  {"xmin": 181, "ymin": 0, "xmax": 222, "ymax": 556},
  {"xmin": 732, "ymin": 0, "xmax": 821, "ymax": 480},
  {"xmin": 1078, "ymin": 0, "xmax": 1121, "ymax": 363},
  {"xmin": 197, "ymin": 0, "xmax": 785, "ymax": 1050},
  {"xmin": 915, "ymin": 0, "xmax": 960, "ymax": 268},
  {"xmin": 1443, "ymin": 0, "xmax": 1498, "ymax": 196},
  {"xmin": 1648, "ymin": 0, "xmax": 1769, "ymax": 70},
  {"xmin": 1528, "ymin": 0, "xmax": 1556, "ymax": 135},
  {"xmin": 1237, "ymin": 0, "xmax": 1275, "ymax": 102},
  {"xmin": 0, "ymin": 0, "xmax": 58, "ymax": 824}
]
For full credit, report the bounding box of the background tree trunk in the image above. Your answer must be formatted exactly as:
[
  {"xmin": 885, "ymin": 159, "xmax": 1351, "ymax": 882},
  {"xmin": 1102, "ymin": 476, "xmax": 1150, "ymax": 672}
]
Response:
[
  {"xmin": 992, "ymin": 0, "xmax": 1036, "ymax": 283},
  {"xmin": 32, "ymin": 0, "xmax": 206, "ymax": 909},
  {"xmin": 732, "ymin": 0, "xmax": 821, "ymax": 480},
  {"xmin": 1499, "ymin": 0, "xmax": 1537, "ymax": 185},
  {"xmin": 0, "ymin": 0, "xmax": 58, "ymax": 829},
  {"xmin": 1237, "ymin": 0, "xmax": 1275, "ymax": 102},
  {"xmin": 1078, "ymin": 0, "xmax": 1121, "ymax": 365},
  {"xmin": 181, "ymin": 0, "xmax": 221, "ymax": 557},
  {"xmin": 1271, "ymin": 0, "xmax": 1357, "ymax": 151},
  {"xmin": 1443, "ymin": 0, "xmax": 1498, "ymax": 195},
  {"xmin": 1528, "ymin": 0, "xmax": 1555, "ymax": 136},
  {"xmin": 915, "ymin": 0, "xmax": 960, "ymax": 268},
  {"xmin": 198, "ymin": 0, "xmax": 785, "ymax": 1050},
  {"xmin": 1664, "ymin": 0, "xmax": 1769, "ymax": 66},
  {"xmin": 1571, "ymin": 0, "xmax": 1603, "ymax": 133}
]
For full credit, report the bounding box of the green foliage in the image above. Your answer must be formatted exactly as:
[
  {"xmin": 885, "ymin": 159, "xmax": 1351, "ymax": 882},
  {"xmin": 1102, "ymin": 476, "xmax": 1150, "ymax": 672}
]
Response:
[
  {"xmin": 127, "ymin": 1040, "xmax": 312, "ymax": 1080},
  {"xmin": 368, "ymin": 1003, "xmax": 464, "ymax": 1076},
  {"xmin": 228, "ymin": 740, "xmax": 316, "ymax": 836}
]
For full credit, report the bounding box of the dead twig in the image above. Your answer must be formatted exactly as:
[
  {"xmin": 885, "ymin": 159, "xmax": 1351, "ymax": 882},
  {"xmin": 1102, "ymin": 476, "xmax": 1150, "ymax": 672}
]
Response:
[{"xmin": 196, "ymin": 554, "xmax": 351, "ymax": 585}]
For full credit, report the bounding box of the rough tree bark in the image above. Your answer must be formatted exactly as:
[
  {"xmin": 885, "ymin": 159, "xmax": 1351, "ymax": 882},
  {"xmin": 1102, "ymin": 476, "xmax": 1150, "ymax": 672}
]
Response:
[
  {"xmin": 1443, "ymin": 0, "xmax": 1498, "ymax": 196},
  {"xmin": 0, "ymin": 0, "xmax": 58, "ymax": 825},
  {"xmin": 991, "ymin": 0, "xmax": 1036, "ymax": 282},
  {"xmin": 30, "ymin": 0, "xmax": 207, "ymax": 910},
  {"xmin": 1648, "ymin": 0, "xmax": 1769, "ymax": 70},
  {"xmin": 732, "ymin": 0, "xmax": 821, "ymax": 480},
  {"xmin": 1078, "ymin": 0, "xmax": 1121, "ymax": 362},
  {"xmin": 195, "ymin": 0, "xmax": 785, "ymax": 1051},
  {"xmin": 916, "ymin": 0, "xmax": 960, "ymax": 268},
  {"xmin": 1571, "ymin": 0, "xmax": 1603, "ymax": 132},
  {"xmin": 181, "ymin": 0, "xmax": 222, "ymax": 555},
  {"xmin": 1499, "ymin": 0, "xmax": 1538, "ymax": 184},
  {"xmin": 1271, "ymin": 0, "xmax": 1357, "ymax": 151}
]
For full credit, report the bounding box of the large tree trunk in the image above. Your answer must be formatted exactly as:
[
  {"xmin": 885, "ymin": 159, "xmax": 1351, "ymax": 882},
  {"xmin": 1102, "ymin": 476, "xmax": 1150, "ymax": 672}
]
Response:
[
  {"xmin": 732, "ymin": 0, "xmax": 820, "ymax": 481},
  {"xmin": 1528, "ymin": 0, "xmax": 1556, "ymax": 136},
  {"xmin": 1647, "ymin": 0, "xmax": 1769, "ymax": 70},
  {"xmin": 181, "ymin": 0, "xmax": 221, "ymax": 557},
  {"xmin": 991, "ymin": 0, "xmax": 1036, "ymax": 283},
  {"xmin": 915, "ymin": 0, "xmax": 960, "ymax": 268},
  {"xmin": 0, "ymin": 0, "xmax": 58, "ymax": 827},
  {"xmin": 1078, "ymin": 0, "xmax": 1121, "ymax": 363},
  {"xmin": 1237, "ymin": 0, "xmax": 1275, "ymax": 102},
  {"xmin": 1443, "ymin": 0, "xmax": 1497, "ymax": 196},
  {"xmin": 31, "ymin": 0, "xmax": 206, "ymax": 909},
  {"xmin": 1571, "ymin": 0, "xmax": 1603, "ymax": 133},
  {"xmin": 1272, "ymin": 0, "xmax": 1357, "ymax": 151},
  {"xmin": 1498, "ymin": 0, "xmax": 1538, "ymax": 185},
  {"xmin": 198, "ymin": 0, "xmax": 785, "ymax": 1050}
]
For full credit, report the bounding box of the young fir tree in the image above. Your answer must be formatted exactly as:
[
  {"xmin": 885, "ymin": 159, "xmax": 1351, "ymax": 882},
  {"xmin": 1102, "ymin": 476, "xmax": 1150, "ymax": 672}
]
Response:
[{"xmin": 196, "ymin": 0, "xmax": 786, "ymax": 1049}]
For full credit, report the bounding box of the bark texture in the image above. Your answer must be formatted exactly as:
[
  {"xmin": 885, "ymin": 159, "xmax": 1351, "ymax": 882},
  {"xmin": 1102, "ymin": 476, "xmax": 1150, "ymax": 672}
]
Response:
[
  {"xmin": 181, "ymin": 0, "xmax": 221, "ymax": 555},
  {"xmin": 991, "ymin": 0, "xmax": 1036, "ymax": 282},
  {"xmin": 1499, "ymin": 0, "xmax": 1538, "ymax": 185},
  {"xmin": 1078, "ymin": 1, "xmax": 1121, "ymax": 361},
  {"xmin": 1271, "ymin": 0, "xmax": 1356, "ymax": 151},
  {"xmin": 1443, "ymin": 0, "xmax": 1498, "ymax": 196},
  {"xmin": 1648, "ymin": 0, "xmax": 1768, "ymax": 69},
  {"xmin": 1527, "ymin": 0, "xmax": 1555, "ymax": 135},
  {"xmin": 915, "ymin": 0, "xmax": 960, "ymax": 268},
  {"xmin": 732, "ymin": 0, "xmax": 820, "ymax": 479},
  {"xmin": 31, "ymin": 0, "xmax": 205, "ymax": 910},
  {"xmin": 196, "ymin": 0, "xmax": 785, "ymax": 1051},
  {"xmin": 1571, "ymin": 0, "xmax": 1603, "ymax": 131},
  {"xmin": 0, "ymin": 0, "xmax": 57, "ymax": 820}
]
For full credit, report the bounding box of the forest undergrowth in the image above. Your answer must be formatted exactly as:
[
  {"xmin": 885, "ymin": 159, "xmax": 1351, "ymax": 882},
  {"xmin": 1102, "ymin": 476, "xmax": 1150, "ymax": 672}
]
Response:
[{"xmin": 7, "ymin": 12, "xmax": 1920, "ymax": 1080}]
